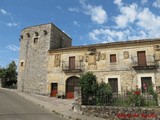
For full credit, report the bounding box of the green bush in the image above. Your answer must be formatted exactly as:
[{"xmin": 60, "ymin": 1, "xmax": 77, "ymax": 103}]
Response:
[
  {"xmin": 0, "ymin": 61, "xmax": 17, "ymax": 88},
  {"xmin": 96, "ymin": 81, "xmax": 112, "ymax": 105},
  {"xmin": 126, "ymin": 89, "xmax": 146, "ymax": 107},
  {"xmin": 97, "ymin": 81, "xmax": 112, "ymax": 94},
  {"xmin": 79, "ymin": 72, "xmax": 98, "ymax": 104},
  {"xmin": 80, "ymin": 72, "xmax": 113, "ymax": 105},
  {"xmin": 147, "ymin": 83, "xmax": 158, "ymax": 103}
]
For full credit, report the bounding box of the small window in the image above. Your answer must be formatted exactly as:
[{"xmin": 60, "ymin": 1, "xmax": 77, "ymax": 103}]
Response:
[
  {"xmin": 110, "ymin": 54, "xmax": 116, "ymax": 62},
  {"xmin": 43, "ymin": 30, "xmax": 47, "ymax": 35},
  {"xmin": 34, "ymin": 32, "xmax": 39, "ymax": 36},
  {"xmin": 26, "ymin": 33, "xmax": 30, "ymax": 37},
  {"xmin": 20, "ymin": 62, "xmax": 24, "ymax": 67},
  {"xmin": 34, "ymin": 38, "xmax": 38, "ymax": 44},
  {"xmin": 20, "ymin": 35, "xmax": 23, "ymax": 39}
]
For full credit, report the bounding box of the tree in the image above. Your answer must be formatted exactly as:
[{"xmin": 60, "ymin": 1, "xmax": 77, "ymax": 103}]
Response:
[
  {"xmin": 0, "ymin": 66, "xmax": 6, "ymax": 87},
  {"xmin": 79, "ymin": 72, "xmax": 98, "ymax": 104},
  {"xmin": 0, "ymin": 61, "xmax": 17, "ymax": 88},
  {"xmin": 79, "ymin": 72, "xmax": 113, "ymax": 105}
]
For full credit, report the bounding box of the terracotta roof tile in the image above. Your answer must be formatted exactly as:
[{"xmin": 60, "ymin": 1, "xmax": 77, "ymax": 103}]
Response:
[{"xmin": 49, "ymin": 38, "xmax": 160, "ymax": 52}]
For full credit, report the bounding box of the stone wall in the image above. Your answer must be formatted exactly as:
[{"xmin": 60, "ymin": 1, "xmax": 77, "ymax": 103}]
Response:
[
  {"xmin": 50, "ymin": 24, "xmax": 72, "ymax": 50},
  {"xmin": 82, "ymin": 106, "xmax": 160, "ymax": 119},
  {"xmin": 18, "ymin": 23, "xmax": 160, "ymax": 97},
  {"xmin": 73, "ymin": 87, "xmax": 82, "ymax": 114},
  {"xmin": 18, "ymin": 24, "xmax": 52, "ymax": 95},
  {"xmin": 18, "ymin": 23, "xmax": 71, "ymax": 95},
  {"xmin": 48, "ymin": 41, "xmax": 160, "ymax": 95},
  {"xmin": 74, "ymin": 86, "xmax": 160, "ymax": 119}
]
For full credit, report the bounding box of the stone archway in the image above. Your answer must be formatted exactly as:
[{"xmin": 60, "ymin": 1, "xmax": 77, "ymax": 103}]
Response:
[{"xmin": 66, "ymin": 76, "xmax": 80, "ymax": 99}]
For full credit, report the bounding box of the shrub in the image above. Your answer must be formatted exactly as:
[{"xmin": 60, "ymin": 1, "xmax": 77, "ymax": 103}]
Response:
[
  {"xmin": 79, "ymin": 72, "xmax": 98, "ymax": 104},
  {"xmin": 96, "ymin": 81, "xmax": 112, "ymax": 105},
  {"xmin": 127, "ymin": 88, "xmax": 146, "ymax": 107},
  {"xmin": 147, "ymin": 83, "xmax": 158, "ymax": 103},
  {"xmin": 97, "ymin": 81, "xmax": 112, "ymax": 94},
  {"xmin": 80, "ymin": 72, "xmax": 113, "ymax": 105},
  {"xmin": 0, "ymin": 61, "xmax": 17, "ymax": 88}
]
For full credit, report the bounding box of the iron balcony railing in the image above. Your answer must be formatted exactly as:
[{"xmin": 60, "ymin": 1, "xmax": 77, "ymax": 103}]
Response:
[
  {"xmin": 131, "ymin": 55, "xmax": 155, "ymax": 65},
  {"xmin": 62, "ymin": 60, "xmax": 83, "ymax": 73},
  {"xmin": 131, "ymin": 55, "xmax": 158, "ymax": 69},
  {"xmin": 109, "ymin": 55, "xmax": 158, "ymax": 71}
]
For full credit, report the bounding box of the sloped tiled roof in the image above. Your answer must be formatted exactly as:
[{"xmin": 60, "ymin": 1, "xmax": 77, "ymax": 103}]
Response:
[{"xmin": 49, "ymin": 38, "xmax": 160, "ymax": 52}]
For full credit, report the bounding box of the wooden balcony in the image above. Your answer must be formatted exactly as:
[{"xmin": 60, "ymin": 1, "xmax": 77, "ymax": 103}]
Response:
[
  {"xmin": 62, "ymin": 60, "xmax": 83, "ymax": 73},
  {"xmin": 131, "ymin": 55, "xmax": 158, "ymax": 70}
]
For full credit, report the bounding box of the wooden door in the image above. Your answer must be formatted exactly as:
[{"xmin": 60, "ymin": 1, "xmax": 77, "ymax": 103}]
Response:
[
  {"xmin": 137, "ymin": 51, "xmax": 146, "ymax": 66},
  {"xmin": 108, "ymin": 78, "xmax": 118, "ymax": 93},
  {"xmin": 66, "ymin": 77, "xmax": 79, "ymax": 99},
  {"xmin": 141, "ymin": 77, "xmax": 152, "ymax": 93},
  {"xmin": 51, "ymin": 83, "xmax": 58, "ymax": 97},
  {"xmin": 69, "ymin": 57, "xmax": 75, "ymax": 70}
]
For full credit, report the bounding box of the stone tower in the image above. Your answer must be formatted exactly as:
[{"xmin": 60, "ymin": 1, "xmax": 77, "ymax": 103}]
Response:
[{"xmin": 18, "ymin": 23, "xmax": 72, "ymax": 95}]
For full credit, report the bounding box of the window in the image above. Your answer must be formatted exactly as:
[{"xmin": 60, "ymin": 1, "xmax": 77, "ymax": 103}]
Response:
[
  {"xmin": 108, "ymin": 78, "xmax": 118, "ymax": 93},
  {"xmin": 43, "ymin": 30, "xmax": 47, "ymax": 35},
  {"xmin": 137, "ymin": 51, "xmax": 146, "ymax": 66},
  {"xmin": 20, "ymin": 62, "xmax": 24, "ymax": 67},
  {"xmin": 110, "ymin": 54, "xmax": 116, "ymax": 62},
  {"xmin": 26, "ymin": 33, "xmax": 30, "ymax": 38},
  {"xmin": 34, "ymin": 32, "xmax": 39, "ymax": 36},
  {"xmin": 20, "ymin": 35, "xmax": 23, "ymax": 39},
  {"xmin": 33, "ymin": 38, "xmax": 38, "ymax": 44},
  {"xmin": 69, "ymin": 56, "xmax": 75, "ymax": 70},
  {"xmin": 141, "ymin": 77, "xmax": 152, "ymax": 93}
]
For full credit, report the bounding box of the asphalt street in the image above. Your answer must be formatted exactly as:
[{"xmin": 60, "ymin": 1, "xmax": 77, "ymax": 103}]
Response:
[{"xmin": 0, "ymin": 89, "xmax": 68, "ymax": 120}]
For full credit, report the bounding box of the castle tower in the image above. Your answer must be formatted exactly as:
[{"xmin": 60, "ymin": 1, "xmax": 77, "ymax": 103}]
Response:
[{"xmin": 18, "ymin": 23, "xmax": 72, "ymax": 95}]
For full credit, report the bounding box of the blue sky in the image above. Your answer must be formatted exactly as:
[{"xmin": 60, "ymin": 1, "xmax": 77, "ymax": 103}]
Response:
[{"xmin": 0, "ymin": 0, "xmax": 160, "ymax": 67}]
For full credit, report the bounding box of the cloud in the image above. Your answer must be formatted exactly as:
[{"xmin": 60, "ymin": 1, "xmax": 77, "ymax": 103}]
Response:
[
  {"xmin": 141, "ymin": 0, "xmax": 148, "ymax": 4},
  {"xmin": 86, "ymin": 5, "xmax": 107, "ymax": 24},
  {"xmin": 73, "ymin": 21, "xmax": 80, "ymax": 26},
  {"xmin": 0, "ymin": 8, "xmax": 20, "ymax": 28},
  {"xmin": 0, "ymin": 9, "xmax": 8, "ymax": 15},
  {"xmin": 80, "ymin": 0, "xmax": 107, "ymax": 24},
  {"xmin": 115, "ymin": 3, "xmax": 138, "ymax": 28},
  {"xmin": 6, "ymin": 22, "xmax": 19, "ymax": 27},
  {"xmin": 136, "ymin": 8, "xmax": 160, "ymax": 37},
  {"xmin": 113, "ymin": 0, "xmax": 123, "ymax": 6},
  {"xmin": 89, "ymin": 28, "xmax": 129, "ymax": 43},
  {"xmin": 68, "ymin": 1, "xmax": 107, "ymax": 24},
  {"xmin": 57, "ymin": 6, "xmax": 62, "ymax": 10},
  {"xmin": 6, "ymin": 44, "xmax": 19, "ymax": 52},
  {"xmin": 88, "ymin": 1, "xmax": 160, "ymax": 43},
  {"xmin": 153, "ymin": 0, "xmax": 160, "ymax": 8},
  {"xmin": 68, "ymin": 7, "xmax": 79, "ymax": 13}
]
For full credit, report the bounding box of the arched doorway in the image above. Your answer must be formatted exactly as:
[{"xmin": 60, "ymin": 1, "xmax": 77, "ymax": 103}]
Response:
[{"xmin": 66, "ymin": 76, "xmax": 80, "ymax": 99}]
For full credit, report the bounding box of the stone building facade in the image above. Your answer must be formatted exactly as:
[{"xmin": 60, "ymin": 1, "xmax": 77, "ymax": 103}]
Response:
[
  {"xmin": 18, "ymin": 23, "xmax": 160, "ymax": 98},
  {"xmin": 18, "ymin": 23, "xmax": 71, "ymax": 95}
]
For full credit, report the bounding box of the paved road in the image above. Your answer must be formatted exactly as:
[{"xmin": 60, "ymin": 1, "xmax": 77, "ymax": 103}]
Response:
[{"xmin": 0, "ymin": 89, "xmax": 67, "ymax": 120}]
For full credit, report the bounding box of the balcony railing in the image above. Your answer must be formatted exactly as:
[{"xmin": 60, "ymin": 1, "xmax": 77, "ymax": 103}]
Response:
[
  {"xmin": 62, "ymin": 60, "xmax": 83, "ymax": 73},
  {"xmin": 131, "ymin": 55, "xmax": 158, "ymax": 70}
]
